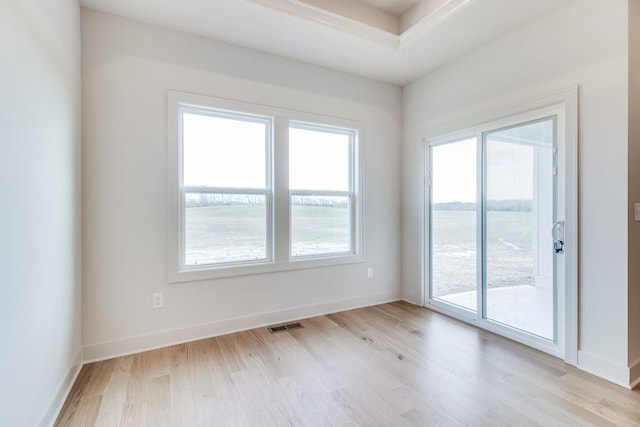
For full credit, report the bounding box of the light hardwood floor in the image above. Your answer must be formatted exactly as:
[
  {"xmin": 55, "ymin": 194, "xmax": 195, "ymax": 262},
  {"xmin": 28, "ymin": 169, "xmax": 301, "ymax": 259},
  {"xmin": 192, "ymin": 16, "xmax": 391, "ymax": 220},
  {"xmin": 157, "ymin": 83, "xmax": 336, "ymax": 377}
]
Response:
[{"xmin": 56, "ymin": 301, "xmax": 640, "ymax": 426}]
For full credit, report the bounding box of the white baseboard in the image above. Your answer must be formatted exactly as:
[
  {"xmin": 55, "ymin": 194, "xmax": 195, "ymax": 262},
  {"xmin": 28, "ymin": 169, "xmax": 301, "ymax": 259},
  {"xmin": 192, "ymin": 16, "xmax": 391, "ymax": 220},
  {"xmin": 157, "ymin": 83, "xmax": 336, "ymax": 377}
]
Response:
[
  {"xmin": 401, "ymin": 298, "xmax": 420, "ymax": 306},
  {"xmin": 83, "ymin": 290, "xmax": 401, "ymax": 362},
  {"xmin": 629, "ymin": 357, "xmax": 640, "ymax": 389},
  {"xmin": 40, "ymin": 349, "xmax": 83, "ymax": 427},
  {"xmin": 577, "ymin": 350, "xmax": 630, "ymax": 389},
  {"xmin": 401, "ymin": 290, "xmax": 421, "ymax": 305}
]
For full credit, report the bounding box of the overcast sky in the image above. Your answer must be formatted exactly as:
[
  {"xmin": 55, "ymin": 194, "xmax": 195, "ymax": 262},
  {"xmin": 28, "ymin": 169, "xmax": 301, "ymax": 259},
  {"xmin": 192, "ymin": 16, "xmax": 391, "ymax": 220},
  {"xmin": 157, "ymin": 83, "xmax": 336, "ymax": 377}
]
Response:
[{"xmin": 183, "ymin": 113, "xmax": 349, "ymax": 191}]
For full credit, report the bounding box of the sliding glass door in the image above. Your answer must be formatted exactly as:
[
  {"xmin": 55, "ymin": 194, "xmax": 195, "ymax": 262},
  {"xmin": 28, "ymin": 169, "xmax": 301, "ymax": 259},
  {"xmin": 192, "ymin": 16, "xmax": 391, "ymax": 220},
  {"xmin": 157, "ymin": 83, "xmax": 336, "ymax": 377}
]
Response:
[
  {"xmin": 428, "ymin": 112, "xmax": 563, "ymax": 355},
  {"xmin": 483, "ymin": 119, "xmax": 555, "ymax": 341}
]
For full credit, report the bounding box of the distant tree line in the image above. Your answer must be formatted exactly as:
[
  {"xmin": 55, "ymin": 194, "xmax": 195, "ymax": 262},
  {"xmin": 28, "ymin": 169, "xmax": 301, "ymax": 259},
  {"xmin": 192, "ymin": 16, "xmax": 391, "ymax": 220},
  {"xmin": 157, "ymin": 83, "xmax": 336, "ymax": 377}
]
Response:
[
  {"xmin": 185, "ymin": 193, "xmax": 264, "ymax": 208},
  {"xmin": 433, "ymin": 200, "xmax": 533, "ymax": 212},
  {"xmin": 291, "ymin": 196, "xmax": 348, "ymax": 208},
  {"xmin": 185, "ymin": 193, "xmax": 348, "ymax": 208}
]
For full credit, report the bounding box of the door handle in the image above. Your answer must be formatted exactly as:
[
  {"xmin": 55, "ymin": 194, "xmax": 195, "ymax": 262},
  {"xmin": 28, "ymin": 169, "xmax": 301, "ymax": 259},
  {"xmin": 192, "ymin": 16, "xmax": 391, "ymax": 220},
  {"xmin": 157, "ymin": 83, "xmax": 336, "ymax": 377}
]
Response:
[{"xmin": 552, "ymin": 220, "xmax": 564, "ymax": 254}]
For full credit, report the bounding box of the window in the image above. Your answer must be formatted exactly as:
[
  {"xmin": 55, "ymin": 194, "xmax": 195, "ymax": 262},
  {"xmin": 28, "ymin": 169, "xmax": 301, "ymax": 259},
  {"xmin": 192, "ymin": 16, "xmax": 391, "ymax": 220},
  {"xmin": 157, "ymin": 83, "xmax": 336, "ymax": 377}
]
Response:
[
  {"xmin": 169, "ymin": 92, "xmax": 362, "ymax": 282},
  {"xmin": 289, "ymin": 123, "xmax": 355, "ymax": 258},
  {"xmin": 181, "ymin": 108, "xmax": 272, "ymax": 267}
]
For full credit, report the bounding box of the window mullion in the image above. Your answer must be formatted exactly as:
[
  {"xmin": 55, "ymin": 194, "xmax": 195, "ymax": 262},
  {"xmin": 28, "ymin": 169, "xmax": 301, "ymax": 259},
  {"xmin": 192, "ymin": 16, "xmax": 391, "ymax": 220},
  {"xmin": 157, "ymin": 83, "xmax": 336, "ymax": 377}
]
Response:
[{"xmin": 273, "ymin": 117, "xmax": 290, "ymax": 263}]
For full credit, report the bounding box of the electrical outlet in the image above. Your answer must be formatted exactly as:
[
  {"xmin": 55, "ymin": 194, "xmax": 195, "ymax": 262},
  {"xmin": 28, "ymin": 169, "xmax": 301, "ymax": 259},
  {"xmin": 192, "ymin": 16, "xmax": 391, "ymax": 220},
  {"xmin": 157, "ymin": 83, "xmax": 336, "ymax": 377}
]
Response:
[
  {"xmin": 152, "ymin": 292, "xmax": 164, "ymax": 309},
  {"xmin": 367, "ymin": 267, "xmax": 373, "ymax": 279}
]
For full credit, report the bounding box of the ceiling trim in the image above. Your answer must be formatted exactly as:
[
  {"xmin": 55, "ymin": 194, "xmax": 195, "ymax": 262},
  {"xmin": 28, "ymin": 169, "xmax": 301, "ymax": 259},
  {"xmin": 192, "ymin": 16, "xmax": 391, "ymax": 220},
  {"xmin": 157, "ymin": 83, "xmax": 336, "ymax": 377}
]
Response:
[
  {"xmin": 247, "ymin": 0, "xmax": 400, "ymax": 48},
  {"xmin": 400, "ymin": 0, "xmax": 473, "ymax": 48},
  {"xmin": 248, "ymin": 0, "xmax": 475, "ymax": 50}
]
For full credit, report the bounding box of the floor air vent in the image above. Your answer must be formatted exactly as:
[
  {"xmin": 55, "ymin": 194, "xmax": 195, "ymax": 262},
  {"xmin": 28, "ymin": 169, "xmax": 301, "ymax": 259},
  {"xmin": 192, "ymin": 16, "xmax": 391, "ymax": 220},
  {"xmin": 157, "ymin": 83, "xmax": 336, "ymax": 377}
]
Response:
[{"xmin": 268, "ymin": 322, "xmax": 304, "ymax": 333}]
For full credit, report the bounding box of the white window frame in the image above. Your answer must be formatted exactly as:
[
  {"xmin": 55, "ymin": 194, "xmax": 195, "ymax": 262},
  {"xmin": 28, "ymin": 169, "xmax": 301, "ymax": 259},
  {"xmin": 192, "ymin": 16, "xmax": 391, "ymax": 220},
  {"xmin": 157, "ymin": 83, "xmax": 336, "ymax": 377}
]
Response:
[
  {"xmin": 289, "ymin": 121, "xmax": 357, "ymax": 259},
  {"xmin": 168, "ymin": 91, "xmax": 364, "ymax": 282},
  {"xmin": 179, "ymin": 106, "xmax": 273, "ymax": 269}
]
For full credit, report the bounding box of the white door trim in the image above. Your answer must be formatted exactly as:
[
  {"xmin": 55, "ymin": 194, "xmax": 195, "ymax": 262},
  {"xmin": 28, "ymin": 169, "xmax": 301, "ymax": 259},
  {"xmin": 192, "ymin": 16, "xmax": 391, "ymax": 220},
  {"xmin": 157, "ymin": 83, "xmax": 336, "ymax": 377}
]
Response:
[{"xmin": 420, "ymin": 86, "xmax": 579, "ymax": 365}]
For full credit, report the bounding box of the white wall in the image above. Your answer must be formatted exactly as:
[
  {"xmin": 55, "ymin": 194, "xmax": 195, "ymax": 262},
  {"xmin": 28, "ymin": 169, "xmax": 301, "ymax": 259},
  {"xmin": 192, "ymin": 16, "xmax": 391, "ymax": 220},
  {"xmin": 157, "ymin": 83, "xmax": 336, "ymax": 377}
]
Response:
[
  {"xmin": 0, "ymin": 1, "xmax": 82, "ymax": 426},
  {"xmin": 403, "ymin": 0, "xmax": 631, "ymax": 385},
  {"xmin": 81, "ymin": 9, "xmax": 403, "ymax": 360},
  {"xmin": 628, "ymin": 0, "xmax": 640, "ymax": 385}
]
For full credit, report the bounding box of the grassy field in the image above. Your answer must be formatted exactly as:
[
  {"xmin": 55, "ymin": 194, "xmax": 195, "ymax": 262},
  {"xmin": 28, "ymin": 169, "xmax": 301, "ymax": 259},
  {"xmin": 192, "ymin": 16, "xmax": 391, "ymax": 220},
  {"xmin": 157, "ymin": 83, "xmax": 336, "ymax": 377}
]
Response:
[
  {"xmin": 290, "ymin": 204, "xmax": 349, "ymax": 256},
  {"xmin": 185, "ymin": 204, "xmax": 349, "ymax": 265},
  {"xmin": 185, "ymin": 205, "xmax": 535, "ymax": 296},
  {"xmin": 431, "ymin": 210, "xmax": 534, "ymax": 297},
  {"xmin": 185, "ymin": 204, "xmax": 266, "ymax": 265}
]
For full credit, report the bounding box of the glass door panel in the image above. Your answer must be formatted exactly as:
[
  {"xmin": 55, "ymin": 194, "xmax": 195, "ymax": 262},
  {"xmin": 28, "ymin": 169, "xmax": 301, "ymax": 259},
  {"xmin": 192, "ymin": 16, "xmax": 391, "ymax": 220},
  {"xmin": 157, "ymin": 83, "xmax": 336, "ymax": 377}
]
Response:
[
  {"xmin": 484, "ymin": 119, "xmax": 555, "ymax": 340},
  {"xmin": 430, "ymin": 138, "xmax": 477, "ymax": 312}
]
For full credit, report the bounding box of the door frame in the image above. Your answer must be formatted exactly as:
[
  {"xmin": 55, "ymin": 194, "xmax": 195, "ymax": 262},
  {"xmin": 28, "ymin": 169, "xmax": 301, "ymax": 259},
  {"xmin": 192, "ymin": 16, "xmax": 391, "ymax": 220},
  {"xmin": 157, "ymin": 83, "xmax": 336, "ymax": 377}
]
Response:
[{"xmin": 419, "ymin": 87, "xmax": 578, "ymax": 365}]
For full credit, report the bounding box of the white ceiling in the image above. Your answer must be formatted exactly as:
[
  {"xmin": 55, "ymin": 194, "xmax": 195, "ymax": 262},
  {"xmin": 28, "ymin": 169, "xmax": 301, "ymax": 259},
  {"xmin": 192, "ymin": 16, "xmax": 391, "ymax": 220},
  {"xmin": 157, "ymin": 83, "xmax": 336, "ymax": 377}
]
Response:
[
  {"xmin": 356, "ymin": 0, "xmax": 420, "ymax": 17},
  {"xmin": 78, "ymin": 0, "xmax": 573, "ymax": 86}
]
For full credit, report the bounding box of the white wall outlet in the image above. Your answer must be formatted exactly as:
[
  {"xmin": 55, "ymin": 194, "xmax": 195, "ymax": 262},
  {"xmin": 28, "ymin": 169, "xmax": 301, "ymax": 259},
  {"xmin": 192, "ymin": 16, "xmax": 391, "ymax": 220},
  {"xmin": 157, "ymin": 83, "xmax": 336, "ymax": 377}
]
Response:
[
  {"xmin": 152, "ymin": 292, "xmax": 164, "ymax": 309},
  {"xmin": 367, "ymin": 267, "xmax": 373, "ymax": 279}
]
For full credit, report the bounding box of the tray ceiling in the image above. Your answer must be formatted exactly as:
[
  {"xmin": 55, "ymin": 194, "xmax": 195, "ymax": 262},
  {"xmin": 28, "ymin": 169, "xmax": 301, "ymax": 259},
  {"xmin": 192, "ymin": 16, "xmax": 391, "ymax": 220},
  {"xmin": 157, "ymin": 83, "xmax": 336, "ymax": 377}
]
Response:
[
  {"xmin": 356, "ymin": 0, "xmax": 420, "ymax": 17},
  {"xmin": 79, "ymin": 0, "xmax": 573, "ymax": 85}
]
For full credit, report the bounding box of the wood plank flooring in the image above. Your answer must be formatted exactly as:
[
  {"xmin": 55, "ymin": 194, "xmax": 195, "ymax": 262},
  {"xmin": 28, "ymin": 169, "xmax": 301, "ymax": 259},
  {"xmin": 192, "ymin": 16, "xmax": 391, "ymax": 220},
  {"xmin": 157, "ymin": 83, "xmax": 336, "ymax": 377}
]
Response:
[{"xmin": 55, "ymin": 301, "xmax": 640, "ymax": 426}]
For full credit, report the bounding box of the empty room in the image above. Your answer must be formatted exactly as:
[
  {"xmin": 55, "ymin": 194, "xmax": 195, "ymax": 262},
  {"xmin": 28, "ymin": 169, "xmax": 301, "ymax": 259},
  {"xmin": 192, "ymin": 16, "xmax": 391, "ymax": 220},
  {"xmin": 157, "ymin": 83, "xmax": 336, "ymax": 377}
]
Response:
[{"xmin": 3, "ymin": 0, "xmax": 640, "ymax": 425}]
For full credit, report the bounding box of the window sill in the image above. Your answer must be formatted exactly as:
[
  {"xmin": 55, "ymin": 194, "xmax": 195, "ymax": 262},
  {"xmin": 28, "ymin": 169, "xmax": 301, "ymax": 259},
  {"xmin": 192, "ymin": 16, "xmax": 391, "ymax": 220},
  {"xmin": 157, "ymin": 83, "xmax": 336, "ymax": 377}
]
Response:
[{"xmin": 169, "ymin": 253, "xmax": 363, "ymax": 283}]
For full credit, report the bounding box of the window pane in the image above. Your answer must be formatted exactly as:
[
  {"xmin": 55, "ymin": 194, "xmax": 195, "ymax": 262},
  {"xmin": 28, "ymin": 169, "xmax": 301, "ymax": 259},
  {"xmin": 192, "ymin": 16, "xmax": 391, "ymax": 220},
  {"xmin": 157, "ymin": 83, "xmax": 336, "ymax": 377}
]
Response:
[
  {"xmin": 485, "ymin": 119, "xmax": 554, "ymax": 340},
  {"xmin": 183, "ymin": 112, "xmax": 267, "ymax": 188},
  {"xmin": 430, "ymin": 138, "xmax": 477, "ymax": 312},
  {"xmin": 184, "ymin": 193, "xmax": 267, "ymax": 265},
  {"xmin": 291, "ymin": 195, "xmax": 350, "ymax": 257},
  {"xmin": 289, "ymin": 126, "xmax": 350, "ymax": 191}
]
